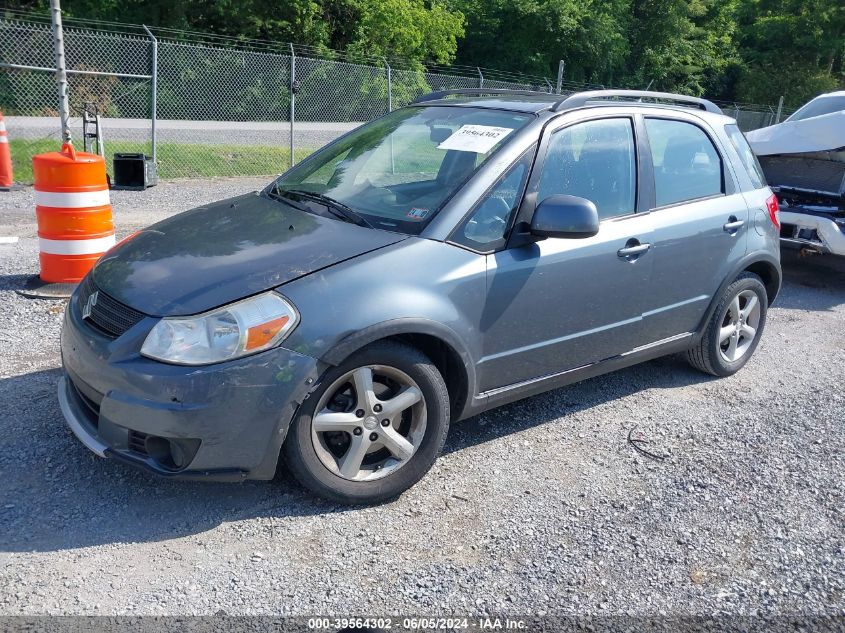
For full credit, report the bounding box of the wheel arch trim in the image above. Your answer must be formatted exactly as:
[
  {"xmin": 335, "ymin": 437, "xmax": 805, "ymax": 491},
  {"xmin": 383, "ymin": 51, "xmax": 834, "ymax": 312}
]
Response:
[
  {"xmin": 319, "ymin": 317, "xmax": 477, "ymax": 419},
  {"xmin": 696, "ymin": 252, "xmax": 781, "ymax": 337}
]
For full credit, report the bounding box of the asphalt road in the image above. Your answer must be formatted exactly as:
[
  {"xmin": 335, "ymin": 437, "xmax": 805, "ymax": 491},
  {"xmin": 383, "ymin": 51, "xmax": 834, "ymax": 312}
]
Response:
[
  {"xmin": 0, "ymin": 180, "xmax": 842, "ymax": 619},
  {"xmin": 5, "ymin": 116, "xmax": 361, "ymax": 147}
]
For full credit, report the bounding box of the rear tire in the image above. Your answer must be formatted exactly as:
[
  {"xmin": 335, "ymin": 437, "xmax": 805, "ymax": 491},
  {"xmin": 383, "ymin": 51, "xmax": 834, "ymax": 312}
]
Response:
[
  {"xmin": 283, "ymin": 341, "xmax": 450, "ymax": 504},
  {"xmin": 686, "ymin": 272, "xmax": 768, "ymax": 377}
]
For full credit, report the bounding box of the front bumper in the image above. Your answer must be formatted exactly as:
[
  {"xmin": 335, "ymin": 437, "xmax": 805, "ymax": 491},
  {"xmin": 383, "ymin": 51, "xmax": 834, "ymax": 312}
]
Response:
[{"xmin": 59, "ymin": 291, "xmax": 322, "ymax": 481}]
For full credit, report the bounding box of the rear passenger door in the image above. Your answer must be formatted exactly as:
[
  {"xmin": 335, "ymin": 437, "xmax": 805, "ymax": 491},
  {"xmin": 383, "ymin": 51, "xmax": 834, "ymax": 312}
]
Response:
[{"xmin": 640, "ymin": 115, "xmax": 749, "ymax": 342}]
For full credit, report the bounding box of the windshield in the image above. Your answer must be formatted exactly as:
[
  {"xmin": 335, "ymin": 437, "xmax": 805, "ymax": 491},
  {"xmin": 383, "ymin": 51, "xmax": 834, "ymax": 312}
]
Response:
[
  {"xmin": 268, "ymin": 106, "xmax": 532, "ymax": 234},
  {"xmin": 786, "ymin": 95, "xmax": 845, "ymax": 122}
]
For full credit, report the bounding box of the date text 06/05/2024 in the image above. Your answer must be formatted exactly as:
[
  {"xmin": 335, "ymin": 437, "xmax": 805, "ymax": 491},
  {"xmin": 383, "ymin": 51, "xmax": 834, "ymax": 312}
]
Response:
[{"xmin": 307, "ymin": 616, "xmax": 528, "ymax": 630}]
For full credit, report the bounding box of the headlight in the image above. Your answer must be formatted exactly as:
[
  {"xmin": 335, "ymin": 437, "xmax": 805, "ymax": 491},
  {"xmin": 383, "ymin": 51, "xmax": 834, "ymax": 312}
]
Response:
[{"xmin": 141, "ymin": 292, "xmax": 299, "ymax": 365}]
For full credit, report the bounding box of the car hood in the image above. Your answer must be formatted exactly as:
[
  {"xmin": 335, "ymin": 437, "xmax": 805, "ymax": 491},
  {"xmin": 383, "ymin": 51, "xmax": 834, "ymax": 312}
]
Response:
[
  {"xmin": 92, "ymin": 193, "xmax": 408, "ymax": 316},
  {"xmin": 746, "ymin": 111, "xmax": 845, "ymax": 156}
]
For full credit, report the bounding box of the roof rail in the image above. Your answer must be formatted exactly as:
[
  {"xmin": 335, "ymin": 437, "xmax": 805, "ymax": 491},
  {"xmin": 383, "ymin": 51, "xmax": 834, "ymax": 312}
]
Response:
[
  {"xmin": 411, "ymin": 88, "xmax": 557, "ymax": 104},
  {"xmin": 554, "ymin": 90, "xmax": 723, "ymax": 114},
  {"xmin": 410, "ymin": 88, "xmax": 724, "ymax": 116}
]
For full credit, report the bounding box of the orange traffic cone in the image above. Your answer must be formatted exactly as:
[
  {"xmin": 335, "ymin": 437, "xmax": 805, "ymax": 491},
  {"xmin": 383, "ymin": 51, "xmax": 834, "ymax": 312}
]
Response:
[
  {"xmin": 17, "ymin": 142, "xmax": 115, "ymax": 299},
  {"xmin": 0, "ymin": 110, "xmax": 13, "ymax": 190},
  {"xmin": 34, "ymin": 143, "xmax": 115, "ymax": 284}
]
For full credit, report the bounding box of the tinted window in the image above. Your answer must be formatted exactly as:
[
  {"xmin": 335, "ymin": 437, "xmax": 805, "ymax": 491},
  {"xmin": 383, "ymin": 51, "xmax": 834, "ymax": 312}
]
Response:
[
  {"xmin": 453, "ymin": 150, "xmax": 533, "ymax": 251},
  {"xmin": 646, "ymin": 118, "xmax": 723, "ymax": 206},
  {"xmin": 537, "ymin": 118, "xmax": 636, "ymax": 220},
  {"xmin": 725, "ymin": 124, "xmax": 766, "ymax": 189}
]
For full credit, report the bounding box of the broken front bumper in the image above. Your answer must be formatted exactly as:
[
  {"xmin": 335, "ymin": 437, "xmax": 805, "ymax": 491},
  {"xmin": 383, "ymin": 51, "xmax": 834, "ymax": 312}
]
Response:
[{"xmin": 59, "ymin": 300, "xmax": 322, "ymax": 481}]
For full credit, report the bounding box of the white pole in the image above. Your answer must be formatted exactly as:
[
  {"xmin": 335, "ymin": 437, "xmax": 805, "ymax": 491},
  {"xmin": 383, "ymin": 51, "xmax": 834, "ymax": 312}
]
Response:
[
  {"xmin": 142, "ymin": 25, "xmax": 158, "ymax": 164},
  {"xmin": 50, "ymin": 0, "xmax": 71, "ymax": 144}
]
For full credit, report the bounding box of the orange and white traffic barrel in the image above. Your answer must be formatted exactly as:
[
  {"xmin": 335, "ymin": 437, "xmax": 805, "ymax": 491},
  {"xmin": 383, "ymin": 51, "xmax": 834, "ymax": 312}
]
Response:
[
  {"xmin": 0, "ymin": 110, "xmax": 13, "ymax": 189},
  {"xmin": 32, "ymin": 143, "xmax": 114, "ymax": 284}
]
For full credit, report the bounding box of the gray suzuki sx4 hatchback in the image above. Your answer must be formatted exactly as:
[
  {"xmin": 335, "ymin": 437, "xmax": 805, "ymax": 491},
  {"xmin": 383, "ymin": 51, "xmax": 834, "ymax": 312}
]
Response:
[{"xmin": 59, "ymin": 89, "xmax": 781, "ymax": 503}]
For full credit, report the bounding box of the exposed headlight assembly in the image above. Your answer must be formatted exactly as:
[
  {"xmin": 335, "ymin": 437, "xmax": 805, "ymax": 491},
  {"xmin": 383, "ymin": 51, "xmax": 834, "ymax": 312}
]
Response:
[{"xmin": 141, "ymin": 292, "xmax": 299, "ymax": 365}]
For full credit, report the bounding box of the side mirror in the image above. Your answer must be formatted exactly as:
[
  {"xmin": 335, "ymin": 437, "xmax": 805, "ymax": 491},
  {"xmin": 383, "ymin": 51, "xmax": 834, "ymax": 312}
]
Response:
[{"xmin": 530, "ymin": 194, "xmax": 599, "ymax": 239}]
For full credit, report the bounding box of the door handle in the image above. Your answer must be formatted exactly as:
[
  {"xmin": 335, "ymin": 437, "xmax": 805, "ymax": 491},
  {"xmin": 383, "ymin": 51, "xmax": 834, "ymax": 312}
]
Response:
[
  {"xmin": 617, "ymin": 243, "xmax": 651, "ymax": 258},
  {"xmin": 723, "ymin": 218, "xmax": 745, "ymax": 233}
]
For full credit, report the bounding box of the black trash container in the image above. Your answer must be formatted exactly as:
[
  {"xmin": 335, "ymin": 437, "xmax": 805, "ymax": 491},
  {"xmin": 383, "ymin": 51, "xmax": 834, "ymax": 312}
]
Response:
[{"xmin": 112, "ymin": 153, "xmax": 158, "ymax": 190}]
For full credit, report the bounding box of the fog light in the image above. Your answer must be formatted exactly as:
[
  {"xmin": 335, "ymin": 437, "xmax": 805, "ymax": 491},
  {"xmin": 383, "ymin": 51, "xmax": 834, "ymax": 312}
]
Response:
[
  {"xmin": 141, "ymin": 434, "xmax": 200, "ymax": 470},
  {"xmin": 144, "ymin": 436, "xmax": 171, "ymax": 464},
  {"xmin": 169, "ymin": 440, "xmax": 188, "ymax": 469}
]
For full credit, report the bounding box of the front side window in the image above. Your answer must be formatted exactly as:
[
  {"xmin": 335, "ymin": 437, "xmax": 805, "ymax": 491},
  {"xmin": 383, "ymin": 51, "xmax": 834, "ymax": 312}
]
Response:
[
  {"xmin": 645, "ymin": 118, "xmax": 723, "ymax": 207},
  {"xmin": 537, "ymin": 118, "xmax": 636, "ymax": 220},
  {"xmin": 452, "ymin": 149, "xmax": 533, "ymax": 251},
  {"xmin": 725, "ymin": 124, "xmax": 766, "ymax": 189},
  {"xmin": 270, "ymin": 106, "xmax": 531, "ymax": 235}
]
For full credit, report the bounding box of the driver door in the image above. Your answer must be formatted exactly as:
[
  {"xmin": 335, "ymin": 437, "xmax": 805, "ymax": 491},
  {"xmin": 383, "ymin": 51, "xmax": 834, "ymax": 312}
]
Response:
[{"xmin": 476, "ymin": 115, "xmax": 655, "ymax": 392}]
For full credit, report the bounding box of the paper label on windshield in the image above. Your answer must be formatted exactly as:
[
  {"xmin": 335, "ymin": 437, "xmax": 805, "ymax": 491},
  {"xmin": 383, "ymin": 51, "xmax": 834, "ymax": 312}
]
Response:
[{"xmin": 437, "ymin": 125, "xmax": 512, "ymax": 154}]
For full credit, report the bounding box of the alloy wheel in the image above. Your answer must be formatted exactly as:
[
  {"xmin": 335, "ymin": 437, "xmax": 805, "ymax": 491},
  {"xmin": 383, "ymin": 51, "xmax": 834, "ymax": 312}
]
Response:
[
  {"xmin": 311, "ymin": 365, "xmax": 427, "ymax": 481},
  {"xmin": 718, "ymin": 289, "xmax": 761, "ymax": 363}
]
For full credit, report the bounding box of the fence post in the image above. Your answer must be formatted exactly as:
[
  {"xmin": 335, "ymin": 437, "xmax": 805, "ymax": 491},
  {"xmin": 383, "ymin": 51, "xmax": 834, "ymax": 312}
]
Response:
[
  {"xmin": 384, "ymin": 58, "xmax": 395, "ymax": 173},
  {"xmin": 775, "ymin": 95, "xmax": 784, "ymax": 123},
  {"xmin": 543, "ymin": 78, "xmax": 553, "ymax": 94},
  {"xmin": 556, "ymin": 60, "xmax": 565, "ymax": 94},
  {"xmin": 142, "ymin": 25, "xmax": 157, "ymax": 165},
  {"xmin": 477, "ymin": 67, "xmax": 483, "ymax": 88},
  {"xmin": 49, "ymin": 0, "xmax": 71, "ymax": 143},
  {"xmin": 289, "ymin": 43, "xmax": 296, "ymax": 169},
  {"xmin": 384, "ymin": 58, "xmax": 392, "ymax": 112}
]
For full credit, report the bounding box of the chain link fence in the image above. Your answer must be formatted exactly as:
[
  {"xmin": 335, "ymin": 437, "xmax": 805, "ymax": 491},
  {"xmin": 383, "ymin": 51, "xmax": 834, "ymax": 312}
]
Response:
[
  {"xmin": 0, "ymin": 18, "xmax": 153, "ymax": 181},
  {"xmin": 0, "ymin": 16, "xmax": 793, "ymax": 183}
]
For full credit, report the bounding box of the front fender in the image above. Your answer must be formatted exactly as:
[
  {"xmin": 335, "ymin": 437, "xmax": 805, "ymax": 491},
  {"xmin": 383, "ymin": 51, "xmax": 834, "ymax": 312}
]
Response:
[{"xmin": 277, "ymin": 238, "xmax": 488, "ymax": 406}]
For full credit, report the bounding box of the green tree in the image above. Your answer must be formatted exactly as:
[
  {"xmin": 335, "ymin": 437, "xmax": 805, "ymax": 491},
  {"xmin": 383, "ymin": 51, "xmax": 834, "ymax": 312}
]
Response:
[
  {"xmin": 9, "ymin": 0, "xmax": 464, "ymax": 66},
  {"xmin": 734, "ymin": 0, "xmax": 845, "ymax": 106},
  {"xmin": 7, "ymin": 0, "xmax": 845, "ymax": 106},
  {"xmin": 447, "ymin": 0, "xmax": 630, "ymax": 82},
  {"xmin": 342, "ymin": 0, "xmax": 465, "ymax": 64},
  {"xmin": 625, "ymin": 0, "xmax": 740, "ymax": 96}
]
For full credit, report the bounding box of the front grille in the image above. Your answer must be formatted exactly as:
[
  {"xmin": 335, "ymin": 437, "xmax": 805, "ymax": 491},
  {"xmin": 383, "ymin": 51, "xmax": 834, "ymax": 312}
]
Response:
[
  {"xmin": 128, "ymin": 430, "xmax": 150, "ymax": 456},
  {"xmin": 78, "ymin": 275, "xmax": 146, "ymax": 338}
]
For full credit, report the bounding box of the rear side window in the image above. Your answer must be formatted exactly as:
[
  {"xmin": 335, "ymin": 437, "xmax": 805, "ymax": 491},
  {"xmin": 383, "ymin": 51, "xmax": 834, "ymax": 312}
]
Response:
[
  {"xmin": 724, "ymin": 124, "xmax": 766, "ymax": 189},
  {"xmin": 645, "ymin": 118, "xmax": 723, "ymax": 207}
]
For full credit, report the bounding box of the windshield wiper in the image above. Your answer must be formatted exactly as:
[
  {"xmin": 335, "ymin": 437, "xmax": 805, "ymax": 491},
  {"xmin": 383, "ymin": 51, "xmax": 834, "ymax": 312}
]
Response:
[
  {"xmin": 265, "ymin": 184, "xmax": 310, "ymax": 212},
  {"xmin": 284, "ymin": 189, "xmax": 373, "ymax": 228}
]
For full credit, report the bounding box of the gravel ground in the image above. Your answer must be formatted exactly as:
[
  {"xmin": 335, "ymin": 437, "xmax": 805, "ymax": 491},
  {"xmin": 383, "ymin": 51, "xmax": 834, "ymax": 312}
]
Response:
[{"xmin": 0, "ymin": 179, "xmax": 843, "ymax": 619}]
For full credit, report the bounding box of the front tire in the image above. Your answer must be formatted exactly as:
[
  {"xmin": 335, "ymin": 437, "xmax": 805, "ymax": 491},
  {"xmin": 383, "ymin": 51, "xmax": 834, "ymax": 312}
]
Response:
[
  {"xmin": 686, "ymin": 272, "xmax": 768, "ymax": 377},
  {"xmin": 283, "ymin": 341, "xmax": 450, "ymax": 504}
]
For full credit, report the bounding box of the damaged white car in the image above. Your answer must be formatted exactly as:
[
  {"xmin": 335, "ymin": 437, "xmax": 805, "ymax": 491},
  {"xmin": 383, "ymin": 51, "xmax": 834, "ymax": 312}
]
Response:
[{"xmin": 746, "ymin": 91, "xmax": 845, "ymax": 256}]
